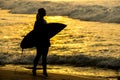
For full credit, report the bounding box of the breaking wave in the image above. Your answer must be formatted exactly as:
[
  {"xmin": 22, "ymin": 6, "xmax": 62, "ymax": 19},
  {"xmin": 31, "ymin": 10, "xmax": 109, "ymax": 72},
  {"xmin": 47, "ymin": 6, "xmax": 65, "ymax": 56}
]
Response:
[
  {"xmin": 0, "ymin": 52, "xmax": 120, "ymax": 70},
  {"xmin": 0, "ymin": 0, "xmax": 120, "ymax": 23}
]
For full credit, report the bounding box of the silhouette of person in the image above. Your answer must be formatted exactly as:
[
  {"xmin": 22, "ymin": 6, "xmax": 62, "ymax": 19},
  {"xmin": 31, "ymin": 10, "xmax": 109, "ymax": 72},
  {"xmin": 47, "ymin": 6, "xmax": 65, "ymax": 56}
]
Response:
[{"xmin": 32, "ymin": 8, "xmax": 50, "ymax": 77}]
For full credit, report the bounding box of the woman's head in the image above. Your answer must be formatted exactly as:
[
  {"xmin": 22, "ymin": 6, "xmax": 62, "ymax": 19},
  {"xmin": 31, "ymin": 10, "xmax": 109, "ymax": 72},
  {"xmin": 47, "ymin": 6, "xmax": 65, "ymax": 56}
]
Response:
[{"xmin": 38, "ymin": 8, "xmax": 46, "ymax": 17}]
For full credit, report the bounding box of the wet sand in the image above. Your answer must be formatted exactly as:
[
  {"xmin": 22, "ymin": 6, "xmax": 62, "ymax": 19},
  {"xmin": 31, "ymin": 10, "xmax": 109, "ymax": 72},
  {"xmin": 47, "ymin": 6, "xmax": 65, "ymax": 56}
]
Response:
[{"xmin": 0, "ymin": 65, "xmax": 107, "ymax": 80}]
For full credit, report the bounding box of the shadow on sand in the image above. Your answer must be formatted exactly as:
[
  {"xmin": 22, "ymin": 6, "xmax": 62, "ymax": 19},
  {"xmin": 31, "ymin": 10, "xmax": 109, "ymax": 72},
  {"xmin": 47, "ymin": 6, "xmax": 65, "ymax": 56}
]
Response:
[{"xmin": 0, "ymin": 66, "xmax": 107, "ymax": 80}]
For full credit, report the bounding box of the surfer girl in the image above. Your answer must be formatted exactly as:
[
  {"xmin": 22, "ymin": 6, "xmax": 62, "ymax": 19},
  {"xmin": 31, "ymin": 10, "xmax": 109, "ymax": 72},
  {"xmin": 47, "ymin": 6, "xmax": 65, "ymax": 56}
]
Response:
[{"xmin": 32, "ymin": 8, "xmax": 50, "ymax": 77}]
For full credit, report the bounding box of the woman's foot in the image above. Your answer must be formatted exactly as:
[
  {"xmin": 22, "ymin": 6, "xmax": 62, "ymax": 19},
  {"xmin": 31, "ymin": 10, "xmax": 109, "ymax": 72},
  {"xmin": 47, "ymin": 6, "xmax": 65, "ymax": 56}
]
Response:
[
  {"xmin": 43, "ymin": 72, "xmax": 48, "ymax": 77},
  {"xmin": 32, "ymin": 69, "xmax": 36, "ymax": 76}
]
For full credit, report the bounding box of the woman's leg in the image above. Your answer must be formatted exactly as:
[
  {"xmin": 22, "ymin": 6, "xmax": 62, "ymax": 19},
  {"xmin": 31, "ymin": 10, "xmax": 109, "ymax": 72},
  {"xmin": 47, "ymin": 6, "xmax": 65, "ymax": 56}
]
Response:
[
  {"xmin": 41, "ymin": 47, "xmax": 49, "ymax": 77},
  {"xmin": 33, "ymin": 47, "xmax": 42, "ymax": 76}
]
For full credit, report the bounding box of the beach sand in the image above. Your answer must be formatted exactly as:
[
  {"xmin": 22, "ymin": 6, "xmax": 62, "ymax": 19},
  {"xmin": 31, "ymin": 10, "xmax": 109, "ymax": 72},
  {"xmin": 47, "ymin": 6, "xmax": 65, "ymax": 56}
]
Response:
[{"xmin": 0, "ymin": 65, "xmax": 107, "ymax": 80}]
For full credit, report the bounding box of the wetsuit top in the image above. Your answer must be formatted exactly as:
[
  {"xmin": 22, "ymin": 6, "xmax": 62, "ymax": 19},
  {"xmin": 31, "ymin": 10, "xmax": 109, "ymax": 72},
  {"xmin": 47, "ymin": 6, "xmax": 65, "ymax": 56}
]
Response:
[{"xmin": 33, "ymin": 18, "xmax": 50, "ymax": 47}]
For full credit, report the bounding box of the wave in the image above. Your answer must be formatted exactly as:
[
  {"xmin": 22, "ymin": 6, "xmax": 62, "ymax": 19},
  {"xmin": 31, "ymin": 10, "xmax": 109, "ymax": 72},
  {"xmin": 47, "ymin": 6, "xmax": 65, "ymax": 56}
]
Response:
[
  {"xmin": 0, "ymin": 52, "xmax": 120, "ymax": 70},
  {"xmin": 0, "ymin": 0, "xmax": 120, "ymax": 23}
]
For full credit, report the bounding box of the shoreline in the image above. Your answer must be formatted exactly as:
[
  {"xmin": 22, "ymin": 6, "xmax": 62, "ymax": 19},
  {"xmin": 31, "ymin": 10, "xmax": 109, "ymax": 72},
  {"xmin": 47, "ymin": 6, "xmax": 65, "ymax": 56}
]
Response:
[{"xmin": 0, "ymin": 64, "xmax": 113, "ymax": 80}]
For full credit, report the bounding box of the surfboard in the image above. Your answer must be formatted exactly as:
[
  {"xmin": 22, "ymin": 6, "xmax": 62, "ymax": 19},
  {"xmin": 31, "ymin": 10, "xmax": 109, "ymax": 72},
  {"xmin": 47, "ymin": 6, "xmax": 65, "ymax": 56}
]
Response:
[
  {"xmin": 20, "ymin": 30, "xmax": 36, "ymax": 49},
  {"xmin": 47, "ymin": 23, "xmax": 66, "ymax": 38},
  {"xmin": 20, "ymin": 23, "xmax": 67, "ymax": 49}
]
